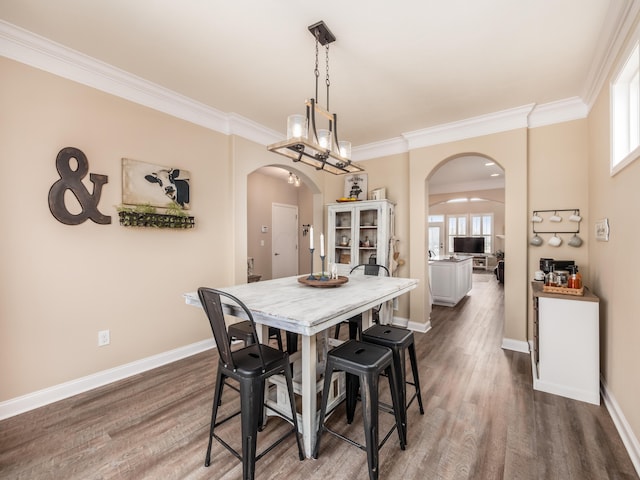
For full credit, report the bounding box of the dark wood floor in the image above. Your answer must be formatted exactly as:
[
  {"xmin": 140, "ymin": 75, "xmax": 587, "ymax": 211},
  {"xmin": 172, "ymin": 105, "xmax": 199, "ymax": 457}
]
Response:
[{"xmin": 1, "ymin": 272, "xmax": 637, "ymax": 479}]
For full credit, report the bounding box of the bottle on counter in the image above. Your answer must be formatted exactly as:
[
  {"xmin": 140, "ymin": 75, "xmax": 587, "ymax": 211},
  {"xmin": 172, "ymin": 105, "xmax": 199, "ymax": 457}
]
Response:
[
  {"xmin": 545, "ymin": 265, "xmax": 557, "ymax": 286},
  {"xmin": 568, "ymin": 265, "xmax": 583, "ymax": 289}
]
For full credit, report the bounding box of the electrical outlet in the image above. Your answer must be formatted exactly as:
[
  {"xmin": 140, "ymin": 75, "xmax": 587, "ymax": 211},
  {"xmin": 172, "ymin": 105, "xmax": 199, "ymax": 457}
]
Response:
[{"xmin": 98, "ymin": 329, "xmax": 110, "ymax": 346}]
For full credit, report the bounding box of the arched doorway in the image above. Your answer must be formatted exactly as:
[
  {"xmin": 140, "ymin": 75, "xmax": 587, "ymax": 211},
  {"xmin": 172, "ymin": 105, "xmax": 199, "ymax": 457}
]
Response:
[
  {"xmin": 407, "ymin": 130, "xmax": 529, "ymax": 351},
  {"xmin": 247, "ymin": 165, "xmax": 315, "ymax": 281},
  {"xmin": 231, "ymin": 136, "xmax": 326, "ymax": 285},
  {"xmin": 427, "ymin": 154, "xmax": 505, "ymax": 308}
]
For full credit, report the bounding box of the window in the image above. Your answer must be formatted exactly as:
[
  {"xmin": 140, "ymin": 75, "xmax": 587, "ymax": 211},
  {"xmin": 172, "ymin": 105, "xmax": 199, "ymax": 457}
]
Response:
[
  {"xmin": 446, "ymin": 213, "xmax": 494, "ymax": 254},
  {"xmin": 447, "ymin": 215, "xmax": 467, "ymax": 253},
  {"xmin": 611, "ymin": 41, "xmax": 640, "ymax": 175},
  {"xmin": 470, "ymin": 213, "xmax": 493, "ymax": 253}
]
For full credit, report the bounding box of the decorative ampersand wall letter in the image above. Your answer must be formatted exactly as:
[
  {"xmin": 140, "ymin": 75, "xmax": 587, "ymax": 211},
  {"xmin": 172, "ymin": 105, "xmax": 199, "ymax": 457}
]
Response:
[{"xmin": 48, "ymin": 147, "xmax": 112, "ymax": 225}]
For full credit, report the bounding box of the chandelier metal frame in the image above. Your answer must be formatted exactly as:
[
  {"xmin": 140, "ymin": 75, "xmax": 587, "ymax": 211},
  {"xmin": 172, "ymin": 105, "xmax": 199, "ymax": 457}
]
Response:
[{"xmin": 267, "ymin": 21, "xmax": 363, "ymax": 175}]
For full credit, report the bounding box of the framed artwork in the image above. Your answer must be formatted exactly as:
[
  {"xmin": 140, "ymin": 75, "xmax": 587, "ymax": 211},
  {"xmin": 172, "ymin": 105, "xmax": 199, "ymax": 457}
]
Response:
[
  {"xmin": 594, "ymin": 218, "xmax": 610, "ymax": 241},
  {"xmin": 344, "ymin": 173, "xmax": 368, "ymax": 200},
  {"xmin": 122, "ymin": 158, "xmax": 191, "ymax": 209}
]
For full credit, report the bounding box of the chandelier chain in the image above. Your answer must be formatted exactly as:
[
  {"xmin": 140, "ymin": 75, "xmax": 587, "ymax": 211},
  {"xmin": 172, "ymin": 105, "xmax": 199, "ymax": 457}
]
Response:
[
  {"xmin": 325, "ymin": 44, "xmax": 330, "ymax": 111},
  {"xmin": 314, "ymin": 32, "xmax": 320, "ymax": 104}
]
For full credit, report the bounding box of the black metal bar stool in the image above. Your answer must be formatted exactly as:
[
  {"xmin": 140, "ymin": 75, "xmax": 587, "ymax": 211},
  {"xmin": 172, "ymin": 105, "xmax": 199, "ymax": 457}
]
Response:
[
  {"xmin": 198, "ymin": 287, "xmax": 304, "ymax": 480},
  {"xmin": 334, "ymin": 264, "xmax": 390, "ymax": 341},
  {"xmin": 361, "ymin": 324, "xmax": 424, "ymax": 445},
  {"xmin": 313, "ymin": 340, "xmax": 406, "ymax": 480}
]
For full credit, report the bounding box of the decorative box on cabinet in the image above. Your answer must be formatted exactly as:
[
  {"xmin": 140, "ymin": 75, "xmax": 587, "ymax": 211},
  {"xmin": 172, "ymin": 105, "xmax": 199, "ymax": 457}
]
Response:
[
  {"xmin": 531, "ymin": 282, "xmax": 600, "ymax": 405},
  {"xmin": 327, "ymin": 200, "xmax": 395, "ymax": 276}
]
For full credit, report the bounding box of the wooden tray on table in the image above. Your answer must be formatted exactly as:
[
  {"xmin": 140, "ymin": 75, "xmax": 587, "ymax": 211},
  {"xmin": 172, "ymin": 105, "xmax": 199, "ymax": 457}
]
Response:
[{"xmin": 298, "ymin": 275, "xmax": 349, "ymax": 288}]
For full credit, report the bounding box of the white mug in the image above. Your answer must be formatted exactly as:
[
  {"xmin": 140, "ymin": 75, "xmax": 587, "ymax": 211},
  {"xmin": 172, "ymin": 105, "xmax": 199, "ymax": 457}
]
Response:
[
  {"xmin": 569, "ymin": 214, "xmax": 582, "ymax": 222},
  {"xmin": 531, "ymin": 214, "xmax": 543, "ymax": 223},
  {"xmin": 548, "ymin": 235, "xmax": 562, "ymax": 247},
  {"xmin": 549, "ymin": 214, "xmax": 562, "ymax": 222},
  {"xmin": 530, "ymin": 234, "xmax": 543, "ymax": 246}
]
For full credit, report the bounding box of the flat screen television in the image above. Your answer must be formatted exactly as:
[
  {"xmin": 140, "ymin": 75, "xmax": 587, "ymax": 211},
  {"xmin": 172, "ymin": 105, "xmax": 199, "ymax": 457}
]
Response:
[{"xmin": 453, "ymin": 236, "xmax": 485, "ymax": 254}]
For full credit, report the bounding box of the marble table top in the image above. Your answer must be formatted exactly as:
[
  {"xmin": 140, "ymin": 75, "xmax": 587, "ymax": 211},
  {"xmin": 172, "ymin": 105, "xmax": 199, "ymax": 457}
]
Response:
[{"xmin": 184, "ymin": 274, "xmax": 418, "ymax": 336}]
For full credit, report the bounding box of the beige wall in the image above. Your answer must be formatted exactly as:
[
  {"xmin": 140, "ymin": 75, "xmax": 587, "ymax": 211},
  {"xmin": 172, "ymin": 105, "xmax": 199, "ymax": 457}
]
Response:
[
  {"xmin": 0, "ymin": 58, "xmax": 230, "ymax": 400},
  {"xmin": 528, "ymin": 120, "xmax": 591, "ymax": 339},
  {"xmin": 247, "ymin": 170, "xmax": 313, "ymax": 280},
  {"xmin": 409, "ymin": 130, "xmax": 529, "ymax": 342},
  {"xmin": 230, "ymin": 137, "xmax": 327, "ymax": 286},
  {"xmin": 3, "ymin": 21, "xmax": 640, "ymax": 456},
  {"xmin": 587, "ymin": 22, "xmax": 640, "ymax": 447}
]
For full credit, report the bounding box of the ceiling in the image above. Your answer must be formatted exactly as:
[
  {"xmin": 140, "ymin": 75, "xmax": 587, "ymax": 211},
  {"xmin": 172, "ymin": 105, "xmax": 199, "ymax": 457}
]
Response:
[
  {"xmin": 429, "ymin": 156, "xmax": 505, "ymax": 194},
  {"xmin": 0, "ymin": 0, "xmax": 626, "ymax": 152}
]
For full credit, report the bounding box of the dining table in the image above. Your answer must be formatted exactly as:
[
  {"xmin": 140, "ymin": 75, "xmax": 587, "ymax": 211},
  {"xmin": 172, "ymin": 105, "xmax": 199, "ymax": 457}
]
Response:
[{"xmin": 183, "ymin": 273, "xmax": 418, "ymax": 458}]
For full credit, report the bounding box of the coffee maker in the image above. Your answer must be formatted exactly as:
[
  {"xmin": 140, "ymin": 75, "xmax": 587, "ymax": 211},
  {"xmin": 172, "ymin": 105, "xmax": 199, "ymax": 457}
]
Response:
[{"xmin": 540, "ymin": 257, "xmax": 575, "ymax": 274}]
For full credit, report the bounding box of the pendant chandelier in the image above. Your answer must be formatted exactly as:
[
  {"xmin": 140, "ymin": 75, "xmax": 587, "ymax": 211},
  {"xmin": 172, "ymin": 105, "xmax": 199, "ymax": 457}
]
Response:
[{"xmin": 267, "ymin": 21, "xmax": 363, "ymax": 175}]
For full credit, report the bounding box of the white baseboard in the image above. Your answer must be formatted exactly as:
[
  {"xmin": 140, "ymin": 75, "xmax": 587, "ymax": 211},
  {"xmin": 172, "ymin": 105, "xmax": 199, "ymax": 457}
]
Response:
[
  {"xmin": 501, "ymin": 337, "xmax": 530, "ymax": 353},
  {"xmin": 601, "ymin": 377, "xmax": 640, "ymax": 477},
  {"xmin": 0, "ymin": 339, "xmax": 215, "ymax": 421},
  {"xmin": 407, "ymin": 319, "xmax": 432, "ymax": 333},
  {"xmin": 390, "ymin": 315, "xmax": 432, "ymax": 334}
]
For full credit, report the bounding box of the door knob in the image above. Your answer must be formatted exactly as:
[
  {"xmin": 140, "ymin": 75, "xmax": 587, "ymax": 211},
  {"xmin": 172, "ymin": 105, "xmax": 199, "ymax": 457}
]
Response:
[{"xmin": 274, "ymin": 252, "xmax": 280, "ymax": 256}]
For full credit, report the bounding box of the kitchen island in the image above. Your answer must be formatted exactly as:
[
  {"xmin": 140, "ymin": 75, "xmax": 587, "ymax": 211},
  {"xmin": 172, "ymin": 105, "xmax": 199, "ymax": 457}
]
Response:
[{"xmin": 429, "ymin": 255, "xmax": 473, "ymax": 307}]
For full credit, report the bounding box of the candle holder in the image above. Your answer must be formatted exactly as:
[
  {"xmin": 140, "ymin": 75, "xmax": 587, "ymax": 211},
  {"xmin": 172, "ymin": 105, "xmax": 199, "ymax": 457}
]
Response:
[
  {"xmin": 320, "ymin": 255, "xmax": 328, "ymax": 280},
  {"xmin": 307, "ymin": 248, "xmax": 317, "ymax": 280}
]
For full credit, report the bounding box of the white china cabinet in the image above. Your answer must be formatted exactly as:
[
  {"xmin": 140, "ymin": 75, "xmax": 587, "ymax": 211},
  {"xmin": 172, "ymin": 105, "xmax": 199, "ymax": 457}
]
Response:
[{"xmin": 327, "ymin": 199, "xmax": 395, "ymax": 276}]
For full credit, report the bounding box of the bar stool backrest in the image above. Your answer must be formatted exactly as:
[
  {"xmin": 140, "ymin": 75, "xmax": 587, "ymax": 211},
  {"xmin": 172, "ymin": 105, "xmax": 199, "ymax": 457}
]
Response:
[
  {"xmin": 197, "ymin": 287, "xmax": 267, "ymax": 373},
  {"xmin": 350, "ymin": 263, "xmax": 390, "ymax": 277}
]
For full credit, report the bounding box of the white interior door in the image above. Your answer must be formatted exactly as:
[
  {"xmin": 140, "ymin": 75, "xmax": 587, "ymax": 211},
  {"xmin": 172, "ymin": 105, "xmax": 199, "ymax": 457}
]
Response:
[
  {"xmin": 272, "ymin": 203, "xmax": 298, "ymax": 278},
  {"xmin": 428, "ymin": 223, "xmax": 444, "ymax": 257}
]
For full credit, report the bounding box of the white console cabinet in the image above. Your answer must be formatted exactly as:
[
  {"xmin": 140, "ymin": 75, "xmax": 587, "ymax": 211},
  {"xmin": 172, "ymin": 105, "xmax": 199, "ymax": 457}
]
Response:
[{"xmin": 531, "ymin": 282, "xmax": 600, "ymax": 405}]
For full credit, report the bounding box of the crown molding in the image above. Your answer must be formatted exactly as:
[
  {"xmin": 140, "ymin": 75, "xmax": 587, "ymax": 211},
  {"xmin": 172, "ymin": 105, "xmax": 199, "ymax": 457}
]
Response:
[
  {"xmin": 527, "ymin": 97, "xmax": 588, "ymax": 128},
  {"xmin": 0, "ymin": 13, "xmax": 630, "ymax": 160},
  {"xmin": 355, "ymin": 97, "xmax": 591, "ymax": 160},
  {"xmin": 352, "ymin": 137, "xmax": 408, "ymax": 162},
  {"xmin": 0, "ymin": 19, "xmax": 277, "ymax": 146},
  {"xmin": 582, "ymin": 0, "xmax": 640, "ymax": 110},
  {"xmin": 227, "ymin": 113, "xmax": 283, "ymax": 146},
  {"xmin": 402, "ymin": 104, "xmax": 535, "ymax": 151}
]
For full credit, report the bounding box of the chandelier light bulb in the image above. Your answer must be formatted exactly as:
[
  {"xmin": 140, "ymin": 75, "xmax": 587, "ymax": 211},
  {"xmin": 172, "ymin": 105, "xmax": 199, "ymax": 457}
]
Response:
[
  {"xmin": 338, "ymin": 140, "xmax": 351, "ymax": 159},
  {"xmin": 287, "ymin": 114, "xmax": 308, "ymax": 139},
  {"xmin": 317, "ymin": 129, "xmax": 331, "ymax": 150}
]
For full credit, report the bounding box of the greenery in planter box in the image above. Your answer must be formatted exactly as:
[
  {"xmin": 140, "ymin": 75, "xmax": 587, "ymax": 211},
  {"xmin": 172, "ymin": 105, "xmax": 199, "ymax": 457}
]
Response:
[{"xmin": 116, "ymin": 202, "xmax": 195, "ymax": 229}]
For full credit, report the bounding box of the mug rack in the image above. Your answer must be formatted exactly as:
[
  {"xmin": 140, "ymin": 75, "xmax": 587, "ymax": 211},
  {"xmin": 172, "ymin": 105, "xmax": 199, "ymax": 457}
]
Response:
[{"xmin": 532, "ymin": 208, "xmax": 581, "ymax": 234}]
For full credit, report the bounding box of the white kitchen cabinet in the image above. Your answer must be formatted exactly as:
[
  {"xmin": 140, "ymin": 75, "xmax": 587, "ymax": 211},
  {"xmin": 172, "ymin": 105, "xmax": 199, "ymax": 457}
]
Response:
[
  {"xmin": 531, "ymin": 282, "xmax": 600, "ymax": 405},
  {"xmin": 429, "ymin": 256, "xmax": 473, "ymax": 307},
  {"xmin": 327, "ymin": 200, "xmax": 395, "ymax": 275}
]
